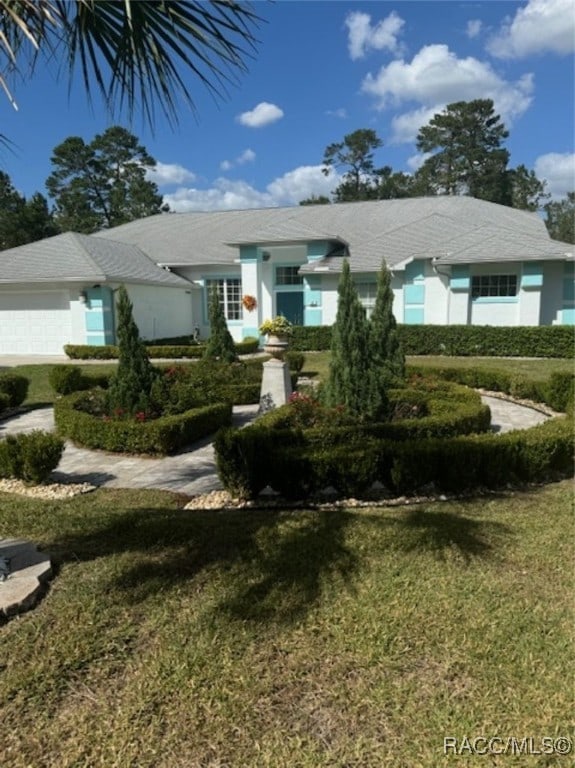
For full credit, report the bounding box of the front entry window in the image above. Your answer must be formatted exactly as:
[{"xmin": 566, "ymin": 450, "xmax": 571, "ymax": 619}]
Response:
[{"xmin": 206, "ymin": 278, "xmax": 242, "ymax": 320}]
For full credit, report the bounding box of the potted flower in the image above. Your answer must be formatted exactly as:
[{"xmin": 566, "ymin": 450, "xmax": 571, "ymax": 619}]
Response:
[{"xmin": 259, "ymin": 315, "xmax": 292, "ymax": 359}]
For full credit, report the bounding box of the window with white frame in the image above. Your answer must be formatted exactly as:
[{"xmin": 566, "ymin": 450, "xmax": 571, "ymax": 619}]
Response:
[
  {"xmin": 471, "ymin": 274, "xmax": 518, "ymax": 299},
  {"xmin": 205, "ymin": 278, "xmax": 242, "ymax": 320},
  {"xmin": 356, "ymin": 281, "xmax": 377, "ymax": 318},
  {"xmin": 275, "ymin": 266, "xmax": 303, "ymax": 285}
]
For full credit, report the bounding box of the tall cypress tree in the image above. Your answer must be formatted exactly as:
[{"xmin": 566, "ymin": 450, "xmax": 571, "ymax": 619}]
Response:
[
  {"xmin": 323, "ymin": 260, "xmax": 385, "ymax": 419},
  {"xmin": 369, "ymin": 261, "xmax": 405, "ymax": 389},
  {"xmin": 107, "ymin": 285, "xmax": 156, "ymax": 414},
  {"xmin": 203, "ymin": 285, "xmax": 238, "ymax": 363}
]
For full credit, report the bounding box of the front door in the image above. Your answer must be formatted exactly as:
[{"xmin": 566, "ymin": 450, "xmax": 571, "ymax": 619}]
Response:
[{"xmin": 276, "ymin": 291, "xmax": 304, "ymax": 325}]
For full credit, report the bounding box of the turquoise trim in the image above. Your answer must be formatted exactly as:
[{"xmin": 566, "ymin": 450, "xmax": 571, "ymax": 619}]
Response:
[
  {"xmin": 472, "ymin": 296, "xmax": 518, "ymax": 304},
  {"xmin": 404, "ymin": 307, "xmax": 424, "ymax": 324},
  {"xmin": 306, "ymin": 241, "xmax": 330, "ymax": 262},
  {"xmin": 563, "ymin": 279, "xmax": 575, "ymax": 303},
  {"xmin": 521, "ymin": 262, "xmax": 543, "ymax": 288},
  {"xmin": 84, "ymin": 286, "xmax": 114, "ymax": 345},
  {"xmin": 86, "ymin": 333, "xmax": 107, "ymax": 345},
  {"xmin": 450, "ymin": 265, "xmax": 470, "ymax": 290},
  {"xmin": 304, "ymin": 308, "xmax": 322, "ymax": 326},
  {"xmin": 562, "ymin": 308, "xmax": 575, "ymax": 325},
  {"xmin": 242, "ymin": 327, "xmax": 259, "ymax": 339},
  {"xmin": 239, "ymin": 245, "xmax": 259, "ymax": 263},
  {"xmin": 405, "ymin": 261, "xmax": 425, "ymax": 282},
  {"xmin": 404, "ymin": 284, "xmax": 425, "ymax": 305}
]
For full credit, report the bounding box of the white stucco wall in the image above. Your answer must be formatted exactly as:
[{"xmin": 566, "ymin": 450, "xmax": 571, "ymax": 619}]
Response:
[
  {"xmin": 540, "ymin": 262, "xmax": 564, "ymax": 325},
  {"xmin": 423, "ymin": 263, "xmax": 450, "ymax": 325},
  {"xmin": 124, "ymin": 284, "xmax": 194, "ymax": 341}
]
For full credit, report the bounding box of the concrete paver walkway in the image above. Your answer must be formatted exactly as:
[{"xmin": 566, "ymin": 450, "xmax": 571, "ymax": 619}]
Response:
[
  {"xmin": 0, "ymin": 396, "xmax": 551, "ymax": 495},
  {"xmin": 0, "ymin": 405, "xmax": 258, "ymax": 496}
]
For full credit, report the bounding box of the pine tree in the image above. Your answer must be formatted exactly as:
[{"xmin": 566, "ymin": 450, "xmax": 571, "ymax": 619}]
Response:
[
  {"xmin": 107, "ymin": 285, "xmax": 157, "ymax": 415},
  {"xmin": 323, "ymin": 260, "xmax": 384, "ymax": 419},
  {"xmin": 369, "ymin": 261, "xmax": 405, "ymax": 389},
  {"xmin": 203, "ymin": 285, "xmax": 238, "ymax": 363}
]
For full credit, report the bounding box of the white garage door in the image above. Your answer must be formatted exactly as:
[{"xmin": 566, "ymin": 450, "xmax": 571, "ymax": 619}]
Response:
[{"xmin": 0, "ymin": 291, "xmax": 72, "ymax": 355}]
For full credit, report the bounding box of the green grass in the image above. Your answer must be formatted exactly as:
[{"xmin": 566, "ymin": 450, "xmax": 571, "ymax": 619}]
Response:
[
  {"xmin": 301, "ymin": 352, "xmax": 574, "ymax": 384},
  {"xmin": 1, "ymin": 482, "xmax": 573, "ymax": 767}
]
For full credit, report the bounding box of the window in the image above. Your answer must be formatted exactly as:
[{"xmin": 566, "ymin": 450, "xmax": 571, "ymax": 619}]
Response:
[
  {"xmin": 356, "ymin": 281, "xmax": 377, "ymax": 318},
  {"xmin": 276, "ymin": 266, "xmax": 303, "ymax": 286},
  {"xmin": 471, "ymin": 274, "xmax": 517, "ymax": 299},
  {"xmin": 206, "ymin": 278, "xmax": 242, "ymax": 320}
]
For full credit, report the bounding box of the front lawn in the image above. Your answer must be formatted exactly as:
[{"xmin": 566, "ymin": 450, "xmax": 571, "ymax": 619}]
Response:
[
  {"xmin": 1, "ymin": 482, "xmax": 573, "ymax": 767},
  {"xmin": 300, "ymin": 353, "xmax": 574, "ymax": 384}
]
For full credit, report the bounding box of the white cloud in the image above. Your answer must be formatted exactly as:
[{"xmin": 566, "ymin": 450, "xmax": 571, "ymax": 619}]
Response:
[
  {"xmin": 147, "ymin": 162, "xmax": 196, "ymax": 186},
  {"xmin": 267, "ymin": 165, "xmax": 341, "ymax": 205},
  {"xmin": 534, "ymin": 152, "xmax": 575, "ymax": 198},
  {"xmin": 163, "ymin": 165, "xmax": 341, "ymax": 212},
  {"xmin": 406, "ymin": 152, "xmax": 433, "ymax": 172},
  {"xmin": 390, "ymin": 106, "xmax": 441, "ymax": 144},
  {"xmin": 237, "ymin": 148, "xmax": 256, "ymax": 165},
  {"xmin": 466, "ymin": 19, "xmax": 483, "ymax": 39},
  {"xmin": 488, "ymin": 0, "xmax": 575, "ymax": 58},
  {"xmin": 362, "ymin": 44, "xmax": 534, "ymax": 142},
  {"xmin": 345, "ymin": 10, "xmax": 405, "ymax": 60},
  {"xmin": 326, "ymin": 108, "xmax": 348, "ymax": 119},
  {"xmin": 237, "ymin": 102, "xmax": 284, "ymax": 128},
  {"xmin": 220, "ymin": 148, "xmax": 256, "ymax": 171}
]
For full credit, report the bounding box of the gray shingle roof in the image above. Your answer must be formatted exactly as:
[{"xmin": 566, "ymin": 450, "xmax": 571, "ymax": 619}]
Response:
[
  {"xmin": 95, "ymin": 197, "xmax": 570, "ymax": 271},
  {"xmin": 0, "ymin": 232, "xmax": 191, "ymax": 287}
]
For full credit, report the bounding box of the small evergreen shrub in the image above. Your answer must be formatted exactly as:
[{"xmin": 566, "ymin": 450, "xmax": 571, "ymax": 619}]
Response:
[
  {"xmin": 544, "ymin": 372, "xmax": 575, "ymax": 412},
  {"xmin": 0, "ymin": 373, "xmax": 29, "ymax": 408},
  {"xmin": 204, "ymin": 285, "xmax": 238, "ymax": 363},
  {"xmin": 64, "ymin": 344, "xmax": 120, "ymax": 359},
  {"xmin": 49, "ymin": 365, "xmax": 83, "ymax": 395},
  {"xmin": 0, "ymin": 430, "xmax": 64, "ymax": 484}
]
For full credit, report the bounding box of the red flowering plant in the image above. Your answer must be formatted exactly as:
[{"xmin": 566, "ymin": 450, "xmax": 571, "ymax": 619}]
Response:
[
  {"xmin": 242, "ymin": 295, "xmax": 257, "ymax": 312},
  {"xmin": 287, "ymin": 391, "xmax": 352, "ymax": 429}
]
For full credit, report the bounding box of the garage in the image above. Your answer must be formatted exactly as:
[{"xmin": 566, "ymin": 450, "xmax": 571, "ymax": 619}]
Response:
[{"xmin": 0, "ymin": 291, "xmax": 72, "ymax": 355}]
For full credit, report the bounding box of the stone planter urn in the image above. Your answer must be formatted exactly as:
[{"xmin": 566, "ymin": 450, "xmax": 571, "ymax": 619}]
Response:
[{"xmin": 263, "ymin": 333, "xmax": 289, "ymax": 360}]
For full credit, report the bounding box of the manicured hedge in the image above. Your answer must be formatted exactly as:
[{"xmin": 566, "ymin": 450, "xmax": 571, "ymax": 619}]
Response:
[
  {"xmin": 64, "ymin": 337, "xmax": 260, "ymax": 360},
  {"xmin": 215, "ymin": 365, "xmax": 574, "ymax": 501},
  {"xmin": 0, "ymin": 430, "xmax": 64, "ymax": 484},
  {"xmin": 215, "ymin": 415, "xmax": 573, "ymax": 501},
  {"xmin": 0, "ymin": 373, "xmax": 29, "ymax": 408},
  {"xmin": 54, "ymin": 391, "xmax": 232, "ymax": 455},
  {"xmin": 49, "ymin": 365, "xmax": 110, "ymax": 395},
  {"xmin": 289, "ymin": 324, "xmax": 573, "ymax": 357}
]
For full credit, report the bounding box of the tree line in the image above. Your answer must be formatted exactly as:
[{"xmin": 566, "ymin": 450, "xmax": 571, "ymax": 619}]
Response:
[
  {"xmin": 300, "ymin": 99, "xmax": 574, "ymax": 244},
  {"xmin": 0, "ymin": 99, "xmax": 573, "ymax": 250}
]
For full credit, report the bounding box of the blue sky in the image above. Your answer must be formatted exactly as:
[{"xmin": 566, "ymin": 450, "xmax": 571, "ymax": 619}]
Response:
[{"xmin": 2, "ymin": 0, "xmax": 574, "ymax": 211}]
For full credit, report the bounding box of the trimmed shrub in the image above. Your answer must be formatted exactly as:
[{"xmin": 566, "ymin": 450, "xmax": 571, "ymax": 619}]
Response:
[
  {"xmin": 49, "ymin": 365, "xmax": 83, "ymax": 395},
  {"xmin": 65, "ymin": 339, "xmax": 259, "ymax": 360},
  {"xmin": 290, "ymin": 325, "xmax": 332, "ymax": 351},
  {"xmin": 397, "ymin": 324, "xmax": 574, "ymax": 358},
  {"xmin": 0, "ymin": 392, "xmax": 11, "ymax": 414},
  {"xmin": 285, "ymin": 351, "xmax": 305, "ymax": 373},
  {"xmin": 64, "ymin": 344, "xmax": 120, "ymax": 360},
  {"xmin": 235, "ymin": 337, "xmax": 260, "ymax": 355},
  {"xmin": 204, "ymin": 285, "xmax": 238, "ymax": 363},
  {"xmin": 544, "ymin": 372, "xmax": 575, "ymax": 412},
  {"xmin": 0, "ymin": 430, "xmax": 64, "ymax": 484},
  {"xmin": 0, "ymin": 373, "xmax": 29, "ymax": 408},
  {"xmin": 55, "ymin": 390, "xmax": 232, "ymax": 455}
]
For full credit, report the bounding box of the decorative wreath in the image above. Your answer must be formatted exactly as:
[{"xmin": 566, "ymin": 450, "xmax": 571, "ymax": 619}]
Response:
[{"xmin": 242, "ymin": 295, "xmax": 257, "ymax": 312}]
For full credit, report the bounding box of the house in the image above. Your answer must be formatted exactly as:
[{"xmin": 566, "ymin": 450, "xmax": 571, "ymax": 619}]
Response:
[{"xmin": 0, "ymin": 197, "xmax": 573, "ymax": 355}]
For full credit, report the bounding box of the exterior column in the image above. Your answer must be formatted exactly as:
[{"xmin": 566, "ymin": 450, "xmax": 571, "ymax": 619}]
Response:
[{"xmin": 239, "ymin": 245, "xmax": 262, "ymax": 339}]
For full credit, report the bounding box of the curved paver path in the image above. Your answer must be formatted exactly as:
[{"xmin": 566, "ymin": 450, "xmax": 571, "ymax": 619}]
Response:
[{"xmin": 0, "ymin": 396, "xmax": 552, "ymax": 495}]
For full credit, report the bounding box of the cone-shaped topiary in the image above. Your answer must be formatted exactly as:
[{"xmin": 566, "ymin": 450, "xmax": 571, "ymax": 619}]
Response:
[
  {"xmin": 323, "ymin": 259, "xmax": 387, "ymax": 419},
  {"xmin": 107, "ymin": 285, "xmax": 157, "ymax": 415},
  {"xmin": 204, "ymin": 284, "xmax": 238, "ymax": 363},
  {"xmin": 369, "ymin": 260, "xmax": 405, "ymax": 390}
]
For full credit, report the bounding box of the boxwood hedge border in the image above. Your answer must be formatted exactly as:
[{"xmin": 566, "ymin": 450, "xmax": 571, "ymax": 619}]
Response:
[
  {"xmin": 214, "ymin": 370, "xmax": 574, "ymax": 501},
  {"xmin": 54, "ymin": 391, "xmax": 232, "ymax": 455}
]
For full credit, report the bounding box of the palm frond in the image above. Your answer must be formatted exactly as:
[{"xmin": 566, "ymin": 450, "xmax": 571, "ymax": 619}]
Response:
[{"xmin": 0, "ymin": 0, "xmax": 261, "ymax": 124}]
